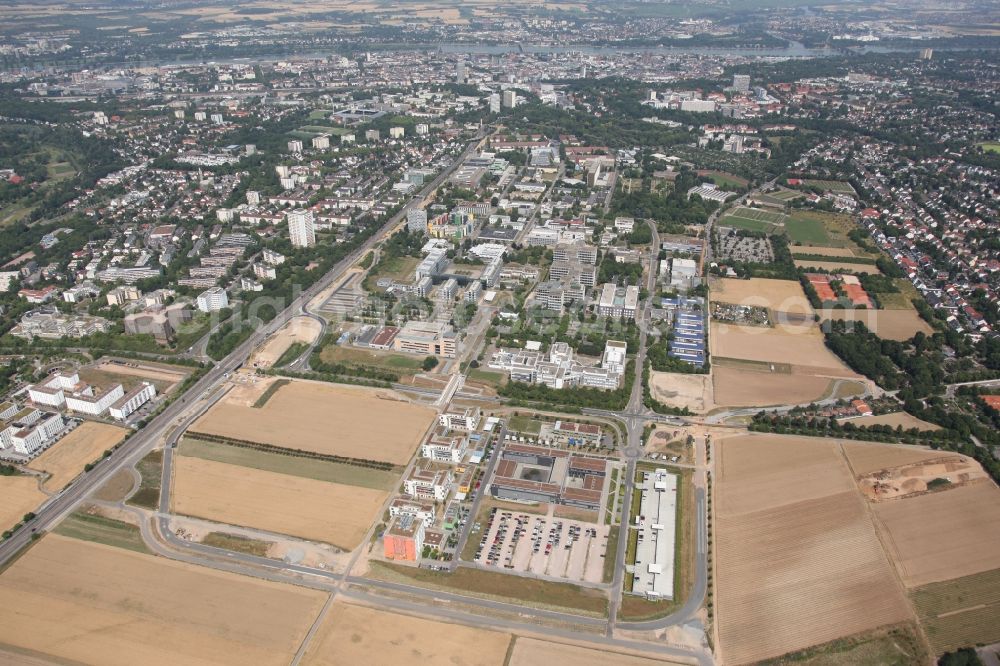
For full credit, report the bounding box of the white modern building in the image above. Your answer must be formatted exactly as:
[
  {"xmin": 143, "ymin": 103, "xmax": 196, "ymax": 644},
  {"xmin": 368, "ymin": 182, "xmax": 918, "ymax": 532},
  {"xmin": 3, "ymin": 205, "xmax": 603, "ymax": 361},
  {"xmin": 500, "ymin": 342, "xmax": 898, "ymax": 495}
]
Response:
[
  {"xmin": 438, "ymin": 407, "xmax": 481, "ymax": 432},
  {"xmin": 109, "ymin": 382, "xmax": 157, "ymax": 421},
  {"xmin": 631, "ymin": 468, "xmax": 678, "ymax": 600},
  {"xmin": 287, "ymin": 208, "xmax": 316, "ymax": 248},
  {"xmin": 421, "ymin": 433, "xmax": 469, "ymax": 464},
  {"xmin": 3, "ymin": 411, "xmax": 64, "ymax": 455},
  {"xmin": 404, "ymin": 467, "xmax": 454, "ymax": 502},
  {"xmin": 598, "ymin": 283, "xmax": 640, "ymax": 319},
  {"xmin": 65, "ymin": 384, "xmax": 125, "ymax": 416},
  {"xmin": 196, "ymin": 286, "xmax": 229, "ymax": 313}
]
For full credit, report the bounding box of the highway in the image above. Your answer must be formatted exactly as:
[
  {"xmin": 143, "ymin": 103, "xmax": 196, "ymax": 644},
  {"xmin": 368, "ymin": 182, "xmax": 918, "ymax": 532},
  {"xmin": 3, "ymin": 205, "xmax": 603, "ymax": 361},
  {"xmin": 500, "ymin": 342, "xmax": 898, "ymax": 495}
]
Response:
[{"xmin": 0, "ymin": 130, "xmax": 487, "ymax": 568}]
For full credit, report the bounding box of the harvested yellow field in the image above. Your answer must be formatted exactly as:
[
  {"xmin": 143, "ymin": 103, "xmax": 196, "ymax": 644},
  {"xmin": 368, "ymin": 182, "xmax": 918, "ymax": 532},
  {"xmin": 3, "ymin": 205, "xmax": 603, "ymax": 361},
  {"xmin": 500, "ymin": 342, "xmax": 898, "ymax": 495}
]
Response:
[
  {"xmin": 649, "ymin": 371, "xmax": 712, "ymax": 413},
  {"xmin": 302, "ymin": 603, "xmax": 511, "ymax": 666},
  {"xmin": 823, "ymin": 309, "xmax": 933, "ymax": 342},
  {"xmin": 509, "ymin": 638, "xmax": 685, "ymax": 666},
  {"xmin": 710, "ymin": 322, "xmax": 857, "ymax": 375},
  {"xmin": 0, "ymin": 535, "xmax": 327, "ymax": 666},
  {"xmin": 715, "ymin": 434, "xmax": 911, "ymax": 665},
  {"xmin": 710, "ymin": 277, "xmax": 814, "ymax": 316},
  {"xmin": 842, "ymin": 442, "xmax": 956, "ymax": 475},
  {"xmin": 251, "ymin": 315, "xmax": 321, "ymax": 368},
  {"xmin": 793, "ymin": 259, "xmax": 882, "ymax": 274},
  {"xmin": 712, "ymin": 366, "xmax": 834, "ymax": 407},
  {"xmin": 194, "ymin": 379, "xmax": 434, "ymax": 464},
  {"xmin": 0, "ymin": 475, "xmax": 47, "ymax": 533},
  {"xmin": 840, "ymin": 412, "xmax": 940, "ymax": 431},
  {"xmin": 171, "ymin": 456, "xmax": 387, "ymax": 549},
  {"xmin": 874, "ymin": 480, "xmax": 1000, "ymax": 587},
  {"xmin": 29, "ymin": 422, "xmax": 127, "ymax": 492}
]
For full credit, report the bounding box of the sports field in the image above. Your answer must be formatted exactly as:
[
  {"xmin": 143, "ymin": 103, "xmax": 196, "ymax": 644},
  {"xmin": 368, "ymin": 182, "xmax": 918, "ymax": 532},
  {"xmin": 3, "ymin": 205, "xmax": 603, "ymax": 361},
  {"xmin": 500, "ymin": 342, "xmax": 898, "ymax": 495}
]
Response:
[
  {"xmin": 171, "ymin": 456, "xmax": 388, "ymax": 549},
  {"xmin": 0, "ymin": 535, "xmax": 326, "ymax": 666},
  {"xmin": 718, "ymin": 206, "xmax": 786, "ymax": 234},
  {"xmin": 193, "ymin": 379, "xmax": 434, "ymax": 465},
  {"xmin": 29, "ymin": 422, "xmax": 127, "ymax": 492},
  {"xmin": 301, "ymin": 603, "xmax": 511, "ymax": 666},
  {"xmin": 715, "ymin": 434, "xmax": 912, "ymax": 665}
]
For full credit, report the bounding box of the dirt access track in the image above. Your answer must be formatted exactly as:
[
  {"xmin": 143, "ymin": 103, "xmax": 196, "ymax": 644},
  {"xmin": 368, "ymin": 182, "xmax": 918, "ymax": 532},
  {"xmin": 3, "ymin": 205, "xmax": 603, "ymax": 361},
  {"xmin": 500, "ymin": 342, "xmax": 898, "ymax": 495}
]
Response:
[
  {"xmin": 193, "ymin": 378, "xmax": 435, "ymax": 465},
  {"xmin": 0, "ymin": 534, "xmax": 327, "ymax": 666}
]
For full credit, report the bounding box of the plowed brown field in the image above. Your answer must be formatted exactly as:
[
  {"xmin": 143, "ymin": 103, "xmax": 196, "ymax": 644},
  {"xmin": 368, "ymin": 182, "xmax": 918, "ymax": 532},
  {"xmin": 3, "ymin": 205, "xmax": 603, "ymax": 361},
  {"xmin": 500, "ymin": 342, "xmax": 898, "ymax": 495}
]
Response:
[
  {"xmin": 874, "ymin": 480, "xmax": 1000, "ymax": 587},
  {"xmin": 715, "ymin": 434, "xmax": 911, "ymax": 665}
]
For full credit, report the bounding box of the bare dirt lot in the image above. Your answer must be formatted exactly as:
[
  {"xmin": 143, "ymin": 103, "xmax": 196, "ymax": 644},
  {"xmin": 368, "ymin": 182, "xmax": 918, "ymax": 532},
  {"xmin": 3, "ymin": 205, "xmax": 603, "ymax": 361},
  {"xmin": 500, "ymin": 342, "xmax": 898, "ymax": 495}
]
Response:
[
  {"xmin": 823, "ymin": 309, "xmax": 933, "ymax": 342},
  {"xmin": 171, "ymin": 456, "xmax": 387, "ymax": 550},
  {"xmin": 715, "ymin": 434, "xmax": 911, "ymax": 665},
  {"xmin": 251, "ymin": 315, "xmax": 322, "ymax": 368},
  {"xmin": 873, "ymin": 480, "xmax": 1000, "ymax": 587},
  {"xmin": 0, "ymin": 475, "xmax": 47, "ymax": 533},
  {"xmin": 840, "ymin": 412, "xmax": 940, "ymax": 432},
  {"xmin": 29, "ymin": 422, "xmax": 127, "ymax": 492},
  {"xmin": 82, "ymin": 358, "xmax": 190, "ymax": 393},
  {"xmin": 193, "ymin": 379, "xmax": 434, "ymax": 465},
  {"xmin": 649, "ymin": 371, "xmax": 712, "ymax": 413},
  {"xmin": 712, "ymin": 366, "xmax": 835, "ymax": 408},
  {"xmin": 301, "ymin": 602, "xmax": 511, "ymax": 666},
  {"xmin": 710, "ymin": 277, "xmax": 814, "ymax": 317},
  {"xmin": 508, "ymin": 638, "xmax": 686, "ymax": 666},
  {"xmin": 0, "ymin": 534, "xmax": 327, "ymax": 666}
]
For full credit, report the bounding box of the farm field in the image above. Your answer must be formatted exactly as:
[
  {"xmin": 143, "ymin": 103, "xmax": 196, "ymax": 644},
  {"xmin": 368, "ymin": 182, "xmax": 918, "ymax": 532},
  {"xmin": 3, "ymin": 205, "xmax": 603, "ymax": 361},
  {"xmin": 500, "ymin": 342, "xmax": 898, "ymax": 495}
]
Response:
[
  {"xmin": 29, "ymin": 422, "xmax": 127, "ymax": 492},
  {"xmin": 180, "ymin": 437, "xmax": 399, "ymax": 491},
  {"xmin": 710, "ymin": 277, "xmax": 814, "ymax": 316},
  {"xmin": 873, "ymin": 480, "xmax": 1000, "ymax": 587},
  {"xmin": 841, "ymin": 442, "xmax": 955, "ymax": 475},
  {"xmin": 787, "ymin": 210, "xmax": 860, "ymax": 249},
  {"xmin": 0, "ymin": 535, "xmax": 327, "ymax": 666},
  {"xmin": 193, "ymin": 379, "xmax": 434, "ymax": 465},
  {"xmin": 715, "ymin": 434, "xmax": 911, "ymax": 665},
  {"xmin": 911, "ymin": 568, "xmax": 1000, "ymax": 654},
  {"xmin": 839, "ymin": 412, "xmax": 940, "ymax": 431},
  {"xmin": 784, "ymin": 214, "xmax": 830, "ymax": 245},
  {"xmin": 712, "ymin": 365, "xmax": 837, "ymax": 408},
  {"xmin": 793, "ymin": 259, "xmax": 881, "ymax": 273},
  {"xmin": 301, "ymin": 603, "xmax": 511, "ymax": 666},
  {"xmin": 171, "ymin": 456, "xmax": 388, "ymax": 549},
  {"xmin": 0, "ymin": 475, "xmax": 47, "ymax": 534},
  {"xmin": 251, "ymin": 315, "xmax": 321, "ymax": 368},
  {"xmin": 822, "ymin": 309, "xmax": 932, "ymax": 342},
  {"xmin": 649, "ymin": 371, "xmax": 712, "ymax": 413},
  {"xmin": 755, "ymin": 624, "xmax": 927, "ymax": 666},
  {"xmin": 801, "ymin": 179, "xmax": 856, "ymax": 194},
  {"xmin": 710, "ymin": 321, "xmax": 857, "ymax": 375},
  {"xmin": 508, "ymin": 638, "xmax": 685, "ymax": 666}
]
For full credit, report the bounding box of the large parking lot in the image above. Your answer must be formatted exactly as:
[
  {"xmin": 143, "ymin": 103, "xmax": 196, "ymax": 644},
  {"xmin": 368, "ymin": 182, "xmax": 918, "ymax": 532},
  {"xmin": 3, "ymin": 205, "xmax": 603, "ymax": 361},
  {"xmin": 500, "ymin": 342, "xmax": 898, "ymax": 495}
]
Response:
[{"xmin": 473, "ymin": 508, "xmax": 609, "ymax": 584}]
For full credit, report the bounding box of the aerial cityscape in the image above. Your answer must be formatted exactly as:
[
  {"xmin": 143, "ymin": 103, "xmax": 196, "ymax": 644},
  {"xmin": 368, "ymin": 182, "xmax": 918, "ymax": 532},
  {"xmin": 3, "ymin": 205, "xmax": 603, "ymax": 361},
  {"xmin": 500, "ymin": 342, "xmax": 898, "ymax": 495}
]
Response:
[{"xmin": 0, "ymin": 1, "xmax": 998, "ymax": 665}]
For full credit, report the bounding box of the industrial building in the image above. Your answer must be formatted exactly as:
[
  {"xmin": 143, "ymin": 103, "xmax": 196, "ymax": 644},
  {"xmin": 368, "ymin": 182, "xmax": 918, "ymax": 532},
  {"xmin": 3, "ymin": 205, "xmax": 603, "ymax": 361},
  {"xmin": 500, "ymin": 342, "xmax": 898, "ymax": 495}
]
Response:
[
  {"xmin": 489, "ymin": 443, "xmax": 608, "ymax": 510},
  {"xmin": 630, "ymin": 468, "xmax": 678, "ymax": 600}
]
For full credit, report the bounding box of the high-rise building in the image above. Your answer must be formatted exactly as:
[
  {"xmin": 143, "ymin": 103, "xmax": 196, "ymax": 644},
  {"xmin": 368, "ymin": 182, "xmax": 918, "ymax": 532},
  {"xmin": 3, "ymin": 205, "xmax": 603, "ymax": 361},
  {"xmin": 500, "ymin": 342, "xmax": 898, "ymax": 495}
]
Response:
[
  {"xmin": 489, "ymin": 93, "xmax": 501, "ymax": 114},
  {"xmin": 456, "ymin": 61, "xmax": 467, "ymax": 84},
  {"xmin": 287, "ymin": 209, "xmax": 316, "ymax": 248},
  {"xmin": 920, "ymin": 48, "xmax": 934, "ymax": 60},
  {"xmin": 196, "ymin": 286, "xmax": 229, "ymax": 313},
  {"xmin": 733, "ymin": 74, "xmax": 750, "ymax": 92},
  {"xmin": 407, "ymin": 209, "xmax": 428, "ymax": 234},
  {"xmin": 502, "ymin": 90, "xmax": 517, "ymax": 109}
]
